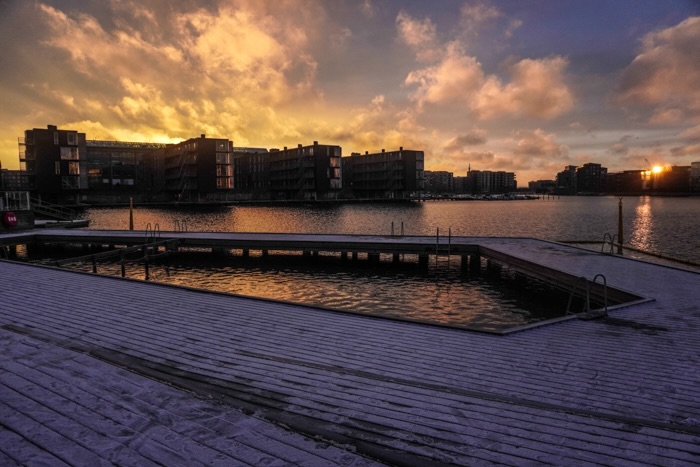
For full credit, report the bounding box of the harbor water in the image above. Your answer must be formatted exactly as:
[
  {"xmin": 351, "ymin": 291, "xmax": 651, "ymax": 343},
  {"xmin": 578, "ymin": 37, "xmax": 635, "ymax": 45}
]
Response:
[{"xmin": 54, "ymin": 196, "xmax": 700, "ymax": 330}]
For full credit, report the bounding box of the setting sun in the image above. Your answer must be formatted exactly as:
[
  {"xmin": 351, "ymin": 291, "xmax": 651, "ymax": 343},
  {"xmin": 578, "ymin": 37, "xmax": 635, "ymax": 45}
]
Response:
[{"xmin": 652, "ymin": 166, "xmax": 664, "ymax": 173}]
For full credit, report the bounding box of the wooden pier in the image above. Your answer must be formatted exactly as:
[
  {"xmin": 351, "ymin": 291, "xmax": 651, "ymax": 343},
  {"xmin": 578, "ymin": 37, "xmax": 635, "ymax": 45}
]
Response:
[{"xmin": 1, "ymin": 232, "xmax": 700, "ymax": 464}]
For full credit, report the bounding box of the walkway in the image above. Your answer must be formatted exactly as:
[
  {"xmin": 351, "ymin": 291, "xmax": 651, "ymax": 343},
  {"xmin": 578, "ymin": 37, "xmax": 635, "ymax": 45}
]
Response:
[{"xmin": 1, "ymin": 235, "xmax": 699, "ymax": 465}]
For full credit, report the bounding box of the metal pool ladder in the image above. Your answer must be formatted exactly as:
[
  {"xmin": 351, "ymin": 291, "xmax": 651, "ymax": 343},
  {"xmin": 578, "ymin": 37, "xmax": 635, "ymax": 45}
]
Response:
[{"xmin": 566, "ymin": 274, "xmax": 608, "ymax": 318}]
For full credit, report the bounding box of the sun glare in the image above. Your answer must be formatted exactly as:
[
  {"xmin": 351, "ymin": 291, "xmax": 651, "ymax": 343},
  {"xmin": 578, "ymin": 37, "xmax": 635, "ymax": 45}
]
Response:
[{"xmin": 652, "ymin": 166, "xmax": 663, "ymax": 173}]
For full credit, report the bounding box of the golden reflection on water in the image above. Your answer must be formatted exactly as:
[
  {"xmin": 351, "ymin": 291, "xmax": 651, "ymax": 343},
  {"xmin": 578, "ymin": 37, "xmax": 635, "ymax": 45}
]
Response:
[{"xmin": 630, "ymin": 196, "xmax": 654, "ymax": 251}]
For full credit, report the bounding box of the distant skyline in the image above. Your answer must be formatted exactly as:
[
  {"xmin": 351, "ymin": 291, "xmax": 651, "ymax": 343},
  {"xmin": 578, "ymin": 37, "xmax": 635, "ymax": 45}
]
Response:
[{"xmin": 1, "ymin": 0, "xmax": 699, "ymax": 182}]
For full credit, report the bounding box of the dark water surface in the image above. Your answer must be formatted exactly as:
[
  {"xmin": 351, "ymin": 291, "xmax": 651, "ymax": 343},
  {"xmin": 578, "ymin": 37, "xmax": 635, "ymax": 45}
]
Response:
[{"xmin": 72, "ymin": 196, "xmax": 699, "ymax": 330}]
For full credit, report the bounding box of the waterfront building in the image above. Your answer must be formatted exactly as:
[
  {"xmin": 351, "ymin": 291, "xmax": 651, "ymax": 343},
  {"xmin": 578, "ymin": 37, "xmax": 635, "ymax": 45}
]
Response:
[
  {"xmin": 18, "ymin": 125, "xmax": 235, "ymax": 203},
  {"xmin": 343, "ymin": 148, "xmax": 424, "ymax": 199},
  {"xmin": 691, "ymin": 162, "xmax": 700, "ymax": 193},
  {"xmin": 19, "ymin": 125, "xmax": 87, "ymax": 204},
  {"xmin": 528, "ymin": 179, "xmax": 556, "ymax": 194},
  {"xmin": 642, "ymin": 165, "xmax": 691, "ymax": 193},
  {"xmin": 606, "ymin": 170, "xmax": 644, "ymax": 194},
  {"xmin": 555, "ymin": 165, "xmax": 578, "ymax": 194},
  {"xmin": 84, "ymin": 139, "xmax": 168, "ymax": 203},
  {"xmin": 576, "ymin": 163, "xmax": 607, "ymax": 194},
  {"xmin": 424, "ymin": 170, "xmax": 453, "ymax": 194},
  {"xmin": 268, "ymin": 142, "xmax": 341, "ymax": 200},
  {"xmin": 232, "ymin": 147, "xmax": 270, "ymax": 200},
  {"xmin": 466, "ymin": 167, "xmax": 516, "ymax": 194},
  {"xmin": 162, "ymin": 135, "xmax": 235, "ymax": 202},
  {"xmin": 1, "ymin": 168, "xmax": 28, "ymax": 191},
  {"xmin": 453, "ymin": 175, "xmax": 468, "ymax": 194}
]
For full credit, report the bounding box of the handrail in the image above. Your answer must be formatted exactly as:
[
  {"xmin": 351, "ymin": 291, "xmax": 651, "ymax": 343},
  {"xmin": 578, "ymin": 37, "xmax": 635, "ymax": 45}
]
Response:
[
  {"xmin": 566, "ymin": 274, "xmax": 608, "ymax": 318},
  {"xmin": 601, "ymin": 233, "xmax": 618, "ymax": 255},
  {"xmin": 590, "ymin": 273, "xmax": 608, "ymax": 316},
  {"xmin": 145, "ymin": 223, "xmax": 161, "ymax": 243},
  {"xmin": 174, "ymin": 219, "xmax": 188, "ymax": 233},
  {"xmin": 566, "ymin": 276, "xmax": 590, "ymax": 315},
  {"xmin": 54, "ymin": 239, "xmax": 180, "ymax": 266},
  {"xmin": 30, "ymin": 197, "xmax": 77, "ymax": 221}
]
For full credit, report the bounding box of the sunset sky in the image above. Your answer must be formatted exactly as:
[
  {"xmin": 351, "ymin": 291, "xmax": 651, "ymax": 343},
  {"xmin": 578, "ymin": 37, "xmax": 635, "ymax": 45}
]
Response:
[{"xmin": 1, "ymin": 0, "xmax": 699, "ymax": 183}]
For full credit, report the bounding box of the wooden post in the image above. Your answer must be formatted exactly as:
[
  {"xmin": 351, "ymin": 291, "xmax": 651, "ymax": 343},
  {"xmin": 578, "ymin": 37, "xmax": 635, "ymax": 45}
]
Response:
[
  {"xmin": 470, "ymin": 253, "xmax": 481, "ymax": 272},
  {"xmin": 617, "ymin": 197, "xmax": 623, "ymax": 255},
  {"xmin": 129, "ymin": 197, "xmax": 134, "ymax": 231},
  {"xmin": 419, "ymin": 254, "xmax": 429, "ymax": 269}
]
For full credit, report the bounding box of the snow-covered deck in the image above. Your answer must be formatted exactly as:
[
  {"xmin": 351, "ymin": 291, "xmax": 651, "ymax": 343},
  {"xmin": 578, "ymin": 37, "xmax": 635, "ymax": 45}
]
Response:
[{"xmin": 1, "ymin": 237, "xmax": 699, "ymax": 465}]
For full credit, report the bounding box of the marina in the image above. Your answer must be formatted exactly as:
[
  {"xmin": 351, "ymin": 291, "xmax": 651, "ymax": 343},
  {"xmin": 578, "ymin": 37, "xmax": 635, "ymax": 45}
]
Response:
[{"xmin": 2, "ymin": 231, "xmax": 700, "ymax": 464}]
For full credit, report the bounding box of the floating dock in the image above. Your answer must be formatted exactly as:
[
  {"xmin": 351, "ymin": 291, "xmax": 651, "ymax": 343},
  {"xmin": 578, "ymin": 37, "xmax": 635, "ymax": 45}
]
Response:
[{"xmin": 1, "ymin": 232, "xmax": 699, "ymax": 465}]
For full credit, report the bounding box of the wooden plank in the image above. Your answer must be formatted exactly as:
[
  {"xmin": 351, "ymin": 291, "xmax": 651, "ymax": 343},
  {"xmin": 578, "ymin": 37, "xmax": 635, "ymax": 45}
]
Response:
[{"xmin": 2, "ymin": 237, "xmax": 700, "ymax": 464}]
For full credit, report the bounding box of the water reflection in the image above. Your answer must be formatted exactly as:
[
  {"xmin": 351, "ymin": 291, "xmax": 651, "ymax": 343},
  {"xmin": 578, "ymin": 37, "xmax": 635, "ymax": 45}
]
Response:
[
  {"xmin": 83, "ymin": 197, "xmax": 700, "ymax": 263},
  {"xmin": 630, "ymin": 196, "xmax": 654, "ymax": 252},
  {"xmin": 37, "ymin": 249, "xmax": 574, "ymax": 331}
]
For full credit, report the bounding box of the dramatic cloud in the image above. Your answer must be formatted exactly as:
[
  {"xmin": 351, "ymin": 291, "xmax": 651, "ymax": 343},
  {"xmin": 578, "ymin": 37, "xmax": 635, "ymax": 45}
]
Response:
[
  {"xmin": 473, "ymin": 57, "xmax": 574, "ymax": 119},
  {"xmin": 512, "ymin": 129, "xmax": 569, "ymax": 158},
  {"xmin": 1, "ymin": 1, "xmax": 697, "ymax": 183},
  {"xmin": 18, "ymin": 1, "xmax": 335, "ymax": 148},
  {"xmin": 400, "ymin": 8, "xmax": 574, "ymax": 121},
  {"xmin": 444, "ymin": 129, "xmax": 488, "ymax": 150},
  {"xmin": 616, "ymin": 17, "xmax": 700, "ymax": 124}
]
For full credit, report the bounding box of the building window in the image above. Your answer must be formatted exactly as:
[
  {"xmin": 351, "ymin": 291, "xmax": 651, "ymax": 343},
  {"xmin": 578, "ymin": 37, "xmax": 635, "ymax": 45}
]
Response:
[
  {"xmin": 67, "ymin": 132, "xmax": 76, "ymax": 145},
  {"xmin": 216, "ymin": 177, "xmax": 232, "ymax": 189},
  {"xmin": 60, "ymin": 147, "xmax": 80, "ymax": 160},
  {"xmin": 68, "ymin": 161, "xmax": 80, "ymax": 175},
  {"xmin": 216, "ymin": 165, "xmax": 232, "ymax": 177},
  {"xmin": 216, "ymin": 152, "xmax": 230, "ymax": 164},
  {"xmin": 54, "ymin": 132, "xmax": 59, "ymax": 145},
  {"xmin": 55, "ymin": 162, "xmax": 61, "ymax": 175}
]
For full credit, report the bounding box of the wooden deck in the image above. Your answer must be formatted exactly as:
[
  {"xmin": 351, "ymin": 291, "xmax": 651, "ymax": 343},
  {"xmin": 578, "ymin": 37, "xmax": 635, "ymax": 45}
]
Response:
[{"xmin": 1, "ymin": 233, "xmax": 700, "ymax": 465}]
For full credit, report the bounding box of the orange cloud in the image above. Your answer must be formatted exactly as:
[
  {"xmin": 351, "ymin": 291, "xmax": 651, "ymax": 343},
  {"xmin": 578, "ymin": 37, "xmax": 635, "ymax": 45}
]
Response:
[
  {"xmin": 396, "ymin": 10, "xmax": 441, "ymax": 62},
  {"xmin": 473, "ymin": 57, "xmax": 574, "ymax": 119},
  {"xmin": 616, "ymin": 17, "xmax": 700, "ymax": 123},
  {"xmin": 512, "ymin": 129, "xmax": 569, "ymax": 158},
  {"xmin": 400, "ymin": 8, "xmax": 574, "ymax": 121}
]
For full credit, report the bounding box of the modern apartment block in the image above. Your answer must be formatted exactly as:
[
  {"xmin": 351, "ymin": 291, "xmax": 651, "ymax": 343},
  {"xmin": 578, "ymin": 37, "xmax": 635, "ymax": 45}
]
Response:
[
  {"xmin": 19, "ymin": 125, "xmax": 87, "ymax": 203},
  {"xmin": 606, "ymin": 170, "xmax": 644, "ymax": 194},
  {"xmin": 17, "ymin": 124, "xmax": 425, "ymax": 203},
  {"xmin": 556, "ymin": 165, "xmax": 579, "ymax": 194},
  {"xmin": 466, "ymin": 168, "xmax": 516, "ymax": 194},
  {"xmin": 232, "ymin": 147, "xmax": 271, "ymax": 200},
  {"xmin": 18, "ymin": 126, "xmax": 235, "ymax": 203},
  {"xmin": 85, "ymin": 139, "xmax": 167, "ymax": 202},
  {"xmin": 576, "ymin": 163, "xmax": 607, "ymax": 193},
  {"xmin": 162, "ymin": 135, "xmax": 235, "ymax": 202},
  {"xmin": 343, "ymin": 148, "xmax": 424, "ymax": 199},
  {"xmin": 692, "ymin": 162, "xmax": 700, "ymax": 193},
  {"xmin": 424, "ymin": 170, "xmax": 453, "ymax": 194},
  {"xmin": 268, "ymin": 142, "xmax": 341, "ymax": 200}
]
